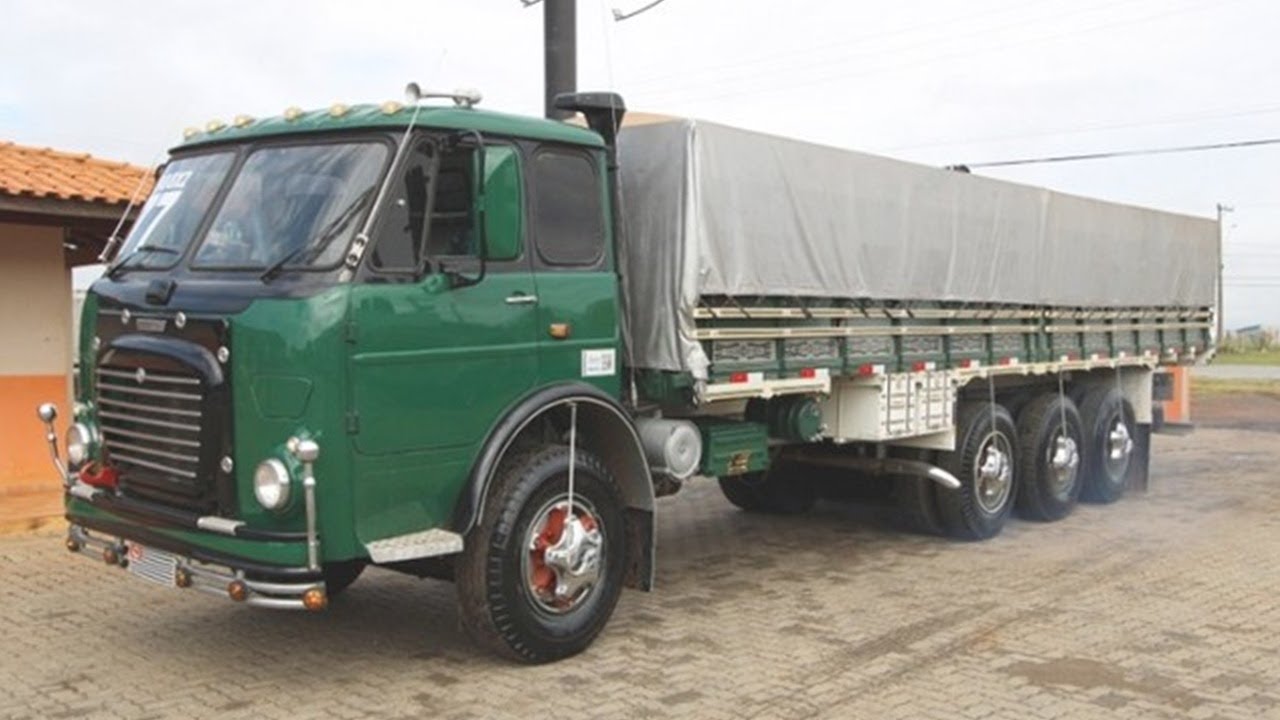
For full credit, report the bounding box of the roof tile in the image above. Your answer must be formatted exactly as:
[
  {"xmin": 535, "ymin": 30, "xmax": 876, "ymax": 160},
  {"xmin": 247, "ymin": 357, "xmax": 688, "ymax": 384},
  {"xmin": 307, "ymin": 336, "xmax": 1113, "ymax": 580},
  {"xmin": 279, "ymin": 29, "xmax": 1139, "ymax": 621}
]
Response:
[{"xmin": 0, "ymin": 140, "xmax": 153, "ymax": 206}]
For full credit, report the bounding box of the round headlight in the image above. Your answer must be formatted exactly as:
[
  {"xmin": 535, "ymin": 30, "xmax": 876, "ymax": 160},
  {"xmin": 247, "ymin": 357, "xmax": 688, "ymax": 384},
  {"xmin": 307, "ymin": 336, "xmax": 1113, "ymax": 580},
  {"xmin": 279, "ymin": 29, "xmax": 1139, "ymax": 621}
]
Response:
[
  {"xmin": 66, "ymin": 423, "xmax": 95, "ymax": 469},
  {"xmin": 253, "ymin": 459, "xmax": 292, "ymax": 511}
]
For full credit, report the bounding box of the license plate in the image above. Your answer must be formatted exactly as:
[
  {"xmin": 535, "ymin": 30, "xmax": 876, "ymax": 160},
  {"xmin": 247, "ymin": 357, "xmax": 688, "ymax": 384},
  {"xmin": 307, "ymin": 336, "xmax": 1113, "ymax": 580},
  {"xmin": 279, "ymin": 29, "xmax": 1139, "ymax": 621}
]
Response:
[{"xmin": 125, "ymin": 542, "xmax": 178, "ymax": 588}]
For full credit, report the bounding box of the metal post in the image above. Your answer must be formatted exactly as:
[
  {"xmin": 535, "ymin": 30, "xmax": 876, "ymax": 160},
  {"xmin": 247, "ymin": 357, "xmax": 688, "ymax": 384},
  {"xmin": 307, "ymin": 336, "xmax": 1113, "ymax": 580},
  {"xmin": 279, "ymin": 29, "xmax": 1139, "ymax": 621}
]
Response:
[
  {"xmin": 292, "ymin": 439, "xmax": 321, "ymax": 572},
  {"xmin": 544, "ymin": 0, "xmax": 576, "ymax": 120},
  {"xmin": 1215, "ymin": 203, "xmax": 1232, "ymax": 345}
]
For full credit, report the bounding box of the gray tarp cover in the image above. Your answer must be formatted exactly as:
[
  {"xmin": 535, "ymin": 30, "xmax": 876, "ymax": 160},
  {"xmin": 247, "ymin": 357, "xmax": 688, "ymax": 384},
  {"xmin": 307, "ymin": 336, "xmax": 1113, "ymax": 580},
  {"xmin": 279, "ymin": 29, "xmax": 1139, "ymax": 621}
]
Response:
[{"xmin": 617, "ymin": 118, "xmax": 1219, "ymax": 377}]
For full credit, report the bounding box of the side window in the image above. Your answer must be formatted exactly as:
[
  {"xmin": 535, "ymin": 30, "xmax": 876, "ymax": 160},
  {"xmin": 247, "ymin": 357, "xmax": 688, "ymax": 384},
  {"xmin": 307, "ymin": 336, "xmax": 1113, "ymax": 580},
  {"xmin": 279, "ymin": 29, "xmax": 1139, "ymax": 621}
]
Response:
[
  {"xmin": 371, "ymin": 142, "xmax": 433, "ymax": 272},
  {"xmin": 426, "ymin": 147, "xmax": 477, "ymax": 258},
  {"xmin": 530, "ymin": 147, "xmax": 604, "ymax": 266},
  {"xmin": 371, "ymin": 139, "xmax": 530, "ymax": 274}
]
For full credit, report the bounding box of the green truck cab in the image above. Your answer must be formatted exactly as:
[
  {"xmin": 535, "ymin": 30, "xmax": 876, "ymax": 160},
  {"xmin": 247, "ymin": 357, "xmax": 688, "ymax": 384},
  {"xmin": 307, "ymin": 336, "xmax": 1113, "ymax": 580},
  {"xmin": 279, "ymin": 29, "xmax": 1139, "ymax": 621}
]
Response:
[
  {"xmin": 36, "ymin": 88, "xmax": 1214, "ymax": 663},
  {"xmin": 42, "ymin": 92, "xmax": 655, "ymax": 662}
]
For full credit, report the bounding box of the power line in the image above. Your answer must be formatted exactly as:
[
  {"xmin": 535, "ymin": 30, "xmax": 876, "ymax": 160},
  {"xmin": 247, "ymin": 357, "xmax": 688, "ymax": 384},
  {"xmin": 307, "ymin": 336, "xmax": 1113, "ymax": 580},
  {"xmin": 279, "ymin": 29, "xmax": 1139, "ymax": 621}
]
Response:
[
  {"xmin": 627, "ymin": 0, "xmax": 1148, "ymax": 95},
  {"xmin": 887, "ymin": 102, "xmax": 1280, "ymax": 153},
  {"xmin": 620, "ymin": 0, "xmax": 1045, "ymax": 87},
  {"xmin": 612, "ymin": 0, "xmax": 669, "ymax": 21},
  {"xmin": 632, "ymin": 0, "xmax": 1230, "ymax": 107},
  {"xmin": 959, "ymin": 136, "xmax": 1280, "ymax": 168}
]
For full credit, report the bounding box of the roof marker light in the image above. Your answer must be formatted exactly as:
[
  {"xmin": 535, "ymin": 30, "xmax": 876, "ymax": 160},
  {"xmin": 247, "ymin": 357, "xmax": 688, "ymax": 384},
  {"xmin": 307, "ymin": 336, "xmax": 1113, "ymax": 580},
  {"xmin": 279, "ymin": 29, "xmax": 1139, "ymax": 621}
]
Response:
[
  {"xmin": 205, "ymin": 119, "xmax": 226, "ymax": 133},
  {"xmin": 283, "ymin": 106, "xmax": 303, "ymax": 122},
  {"xmin": 233, "ymin": 114, "xmax": 254, "ymax": 128},
  {"xmin": 380, "ymin": 100, "xmax": 403, "ymax": 115},
  {"xmin": 182, "ymin": 127, "xmax": 200, "ymax": 139},
  {"xmin": 329, "ymin": 103, "xmax": 349, "ymax": 118}
]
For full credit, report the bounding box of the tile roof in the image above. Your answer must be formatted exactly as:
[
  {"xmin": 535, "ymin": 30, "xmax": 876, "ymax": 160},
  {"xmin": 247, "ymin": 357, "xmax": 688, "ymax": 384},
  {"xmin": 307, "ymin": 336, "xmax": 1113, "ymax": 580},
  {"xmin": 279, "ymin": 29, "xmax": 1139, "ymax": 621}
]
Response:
[{"xmin": 0, "ymin": 141, "xmax": 153, "ymax": 206}]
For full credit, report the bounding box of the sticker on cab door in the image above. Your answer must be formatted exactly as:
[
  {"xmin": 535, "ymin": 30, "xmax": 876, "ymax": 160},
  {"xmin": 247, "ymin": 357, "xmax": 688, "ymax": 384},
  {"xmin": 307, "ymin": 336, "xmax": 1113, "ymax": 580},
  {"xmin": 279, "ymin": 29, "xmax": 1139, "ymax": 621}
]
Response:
[{"xmin": 581, "ymin": 348, "xmax": 617, "ymax": 377}]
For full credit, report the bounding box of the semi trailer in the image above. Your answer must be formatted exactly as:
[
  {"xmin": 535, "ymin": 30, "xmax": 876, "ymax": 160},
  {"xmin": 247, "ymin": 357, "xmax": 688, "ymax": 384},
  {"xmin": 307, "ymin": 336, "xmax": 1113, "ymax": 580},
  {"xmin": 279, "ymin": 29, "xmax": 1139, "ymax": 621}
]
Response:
[{"xmin": 36, "ymin": 88, "xmax": 1216, "ymax": 663}]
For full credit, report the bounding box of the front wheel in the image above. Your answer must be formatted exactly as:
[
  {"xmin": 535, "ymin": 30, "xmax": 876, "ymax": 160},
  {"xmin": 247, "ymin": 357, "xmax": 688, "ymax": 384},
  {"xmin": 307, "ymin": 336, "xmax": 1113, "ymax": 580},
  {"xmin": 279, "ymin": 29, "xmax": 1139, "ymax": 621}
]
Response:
[{"xmin": 457, "ymin": 446, "xmax": 626, "ymax": 664}]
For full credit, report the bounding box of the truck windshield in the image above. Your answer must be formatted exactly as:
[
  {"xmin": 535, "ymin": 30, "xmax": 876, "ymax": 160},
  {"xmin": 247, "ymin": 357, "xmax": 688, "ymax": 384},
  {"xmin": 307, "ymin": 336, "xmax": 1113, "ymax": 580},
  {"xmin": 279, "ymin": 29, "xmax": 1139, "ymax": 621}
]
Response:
[
  {"xmin": 113, "ymin": 152, "xmax": 235, "ymax": 271},
  {"xmin": 193, "ymin": 142, "xmax": 388, "ymax": 270}
]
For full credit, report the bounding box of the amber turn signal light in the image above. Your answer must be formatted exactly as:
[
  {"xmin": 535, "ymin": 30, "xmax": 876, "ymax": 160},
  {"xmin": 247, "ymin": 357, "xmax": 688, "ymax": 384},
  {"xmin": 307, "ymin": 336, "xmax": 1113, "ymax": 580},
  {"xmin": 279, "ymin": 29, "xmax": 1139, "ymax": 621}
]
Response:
[
  {"xmin": 102, "ymin": 546, "xmax": 120, "ymax": 566},
  {"xmin": 227, "ymin": 580, "xmax": 248, "ymax": 602},
  {"xmin": 302, "ymin": 588, "xmax": 328, "ymax": 612},
  {"xmin": 65, "ymin": 537, "xmax": 81, "ymax": 553},
  {"xmin": 175, "ymin": 568, "xmax": 193, "ymax": 589}
]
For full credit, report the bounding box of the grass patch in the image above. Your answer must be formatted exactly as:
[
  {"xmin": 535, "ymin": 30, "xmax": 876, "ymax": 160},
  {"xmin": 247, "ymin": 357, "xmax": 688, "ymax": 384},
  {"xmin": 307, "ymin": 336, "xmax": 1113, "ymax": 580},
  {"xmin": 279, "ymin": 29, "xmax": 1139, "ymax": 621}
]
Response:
[
  {"xmin": 1214, "ymin": 349, "xmax": 1280, "ymax": 366},
  {"xmin": 1193, "ymin": 378, "xmax": 1280, "ymax": 400}
]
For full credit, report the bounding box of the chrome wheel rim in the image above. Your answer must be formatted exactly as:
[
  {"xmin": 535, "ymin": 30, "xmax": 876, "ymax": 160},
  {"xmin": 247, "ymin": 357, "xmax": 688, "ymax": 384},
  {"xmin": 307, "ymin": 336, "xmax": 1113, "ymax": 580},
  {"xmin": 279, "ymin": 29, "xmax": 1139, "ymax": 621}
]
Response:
[
  {"xmin": 1103, "ymin": 412, "xmax": 1134, "ymax": 479},
  {"xmin": 1107, "ymin": 417, "xmax": 1134, "ymax": 461},
  {"xmin": 973, "ymin": 431, "xmax": 1014, "ymax": 515},
  {"xmin": 1047, "ymin": 431, "xmax": 1080, "ymax": 498},
  {"xmin": 522, "ymin": 495, "xmax": 604, "ymax": 615}
]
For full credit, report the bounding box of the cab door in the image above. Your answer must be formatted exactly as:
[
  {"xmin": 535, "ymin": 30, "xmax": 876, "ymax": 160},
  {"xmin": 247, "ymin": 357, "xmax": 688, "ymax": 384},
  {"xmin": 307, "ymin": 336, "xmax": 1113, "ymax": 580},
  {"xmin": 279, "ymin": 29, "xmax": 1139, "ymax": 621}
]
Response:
[
  {"xmin": 348, "ymin": 139, "xmax": 537, "ymax": 538},
  {"xmin": 525, "ymin": 144, "xmax": 621, "ymax": 397}
]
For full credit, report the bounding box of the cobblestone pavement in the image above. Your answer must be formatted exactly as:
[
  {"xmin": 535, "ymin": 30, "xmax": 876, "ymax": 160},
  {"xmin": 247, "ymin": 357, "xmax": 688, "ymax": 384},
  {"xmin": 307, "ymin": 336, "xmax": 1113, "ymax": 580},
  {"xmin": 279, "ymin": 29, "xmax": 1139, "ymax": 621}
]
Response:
[{"xmin": 2, "ymin": 401, "xmax": 1279, "ymax": 720}]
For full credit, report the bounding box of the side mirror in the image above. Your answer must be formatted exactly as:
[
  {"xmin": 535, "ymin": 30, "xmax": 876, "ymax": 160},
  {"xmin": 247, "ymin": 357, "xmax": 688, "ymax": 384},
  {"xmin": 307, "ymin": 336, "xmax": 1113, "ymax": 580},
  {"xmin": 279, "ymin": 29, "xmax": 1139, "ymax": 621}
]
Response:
[{"xmin": 483, "ymin": 146, "xmax": 521, "ymax": 262}]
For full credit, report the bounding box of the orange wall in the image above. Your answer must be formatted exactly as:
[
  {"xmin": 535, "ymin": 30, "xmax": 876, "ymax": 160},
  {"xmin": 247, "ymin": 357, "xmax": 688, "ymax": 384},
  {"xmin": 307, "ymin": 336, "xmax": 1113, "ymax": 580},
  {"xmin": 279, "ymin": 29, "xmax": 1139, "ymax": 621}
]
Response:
[
  {"xmin": 0, "ymin": 375, "xmax": 69, "ymax": 494},
  {"xmin": 0, "ymin": 222, "xmax": 72, "ymax": 498}
]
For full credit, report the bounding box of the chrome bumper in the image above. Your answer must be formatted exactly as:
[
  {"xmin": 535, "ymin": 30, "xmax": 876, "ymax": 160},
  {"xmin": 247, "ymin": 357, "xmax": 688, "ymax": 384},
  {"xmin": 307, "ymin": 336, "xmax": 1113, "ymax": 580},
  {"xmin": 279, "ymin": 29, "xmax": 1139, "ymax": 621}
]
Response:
[{"xmin": 66, "ymin": 524, "xmax": 326, "ymax": 611}]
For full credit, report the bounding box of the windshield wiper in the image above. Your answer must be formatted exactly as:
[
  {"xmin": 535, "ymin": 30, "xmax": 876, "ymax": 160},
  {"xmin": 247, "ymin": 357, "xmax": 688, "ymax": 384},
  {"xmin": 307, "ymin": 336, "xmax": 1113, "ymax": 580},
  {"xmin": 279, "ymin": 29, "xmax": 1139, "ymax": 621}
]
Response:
[
  {"xmin": 260, "ymin": 188, "xmax": 376, "ymax": 283},
  {"xmin": 105, "ymin": 244, "xmax": 179, "ymax": 279}
]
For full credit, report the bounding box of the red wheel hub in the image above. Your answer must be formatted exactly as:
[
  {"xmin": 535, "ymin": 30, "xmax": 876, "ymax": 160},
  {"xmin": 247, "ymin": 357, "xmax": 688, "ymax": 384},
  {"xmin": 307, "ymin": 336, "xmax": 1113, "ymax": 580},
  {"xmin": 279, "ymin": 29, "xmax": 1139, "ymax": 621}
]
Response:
[{"xmin": 527, "ymin": 504, "xmax": 599, "ymax": 606}]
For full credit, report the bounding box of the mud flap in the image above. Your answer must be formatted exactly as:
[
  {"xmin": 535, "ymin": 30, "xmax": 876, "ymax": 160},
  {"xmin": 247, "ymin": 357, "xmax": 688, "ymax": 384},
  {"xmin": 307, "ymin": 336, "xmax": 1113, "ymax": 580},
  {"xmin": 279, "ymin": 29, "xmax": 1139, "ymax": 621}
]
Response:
[
  {"xmin": 624, "ymin": 507, "xmax": 655, "ymax": 591},
  {"xmin": 1127, "ymin": 423, "xmax": 1152, "ymax": 493}
]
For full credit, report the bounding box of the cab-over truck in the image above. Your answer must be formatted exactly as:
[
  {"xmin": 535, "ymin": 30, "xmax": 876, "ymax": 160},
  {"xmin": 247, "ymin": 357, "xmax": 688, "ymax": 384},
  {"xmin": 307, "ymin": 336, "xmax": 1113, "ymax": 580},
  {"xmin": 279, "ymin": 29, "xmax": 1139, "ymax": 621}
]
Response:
[{"xmin": 36, "ymin": 88, "xmax": 1216, "ymax": 663}]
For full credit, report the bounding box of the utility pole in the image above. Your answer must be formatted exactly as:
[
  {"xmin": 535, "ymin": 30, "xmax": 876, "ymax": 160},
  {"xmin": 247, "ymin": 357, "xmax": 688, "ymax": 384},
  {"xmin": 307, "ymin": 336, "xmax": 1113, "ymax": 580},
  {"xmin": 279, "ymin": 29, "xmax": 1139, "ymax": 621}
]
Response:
[
  {"xmin": 543, "ymin": 0, "xmax": 576, "ymax": 120},
  {"xmin": 1215, "ymin": 202, "xmax": 1233, "ymax": 344}
]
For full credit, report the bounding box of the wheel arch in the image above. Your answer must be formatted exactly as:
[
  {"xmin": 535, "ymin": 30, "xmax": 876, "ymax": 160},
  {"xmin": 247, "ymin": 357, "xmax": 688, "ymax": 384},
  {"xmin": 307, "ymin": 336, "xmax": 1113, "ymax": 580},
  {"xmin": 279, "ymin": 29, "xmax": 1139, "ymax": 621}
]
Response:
[{"xmin": 450, "ymin": 382, "xmax": 656, "ymax": 590}]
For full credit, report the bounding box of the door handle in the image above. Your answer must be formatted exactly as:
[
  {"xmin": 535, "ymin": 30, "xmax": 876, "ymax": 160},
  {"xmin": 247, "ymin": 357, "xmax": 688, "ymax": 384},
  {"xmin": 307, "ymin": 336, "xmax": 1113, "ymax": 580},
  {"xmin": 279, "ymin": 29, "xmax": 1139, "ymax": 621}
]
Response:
[{"xmin": 505, "ymin": 293, "xmax": 538, "ymax": 305}]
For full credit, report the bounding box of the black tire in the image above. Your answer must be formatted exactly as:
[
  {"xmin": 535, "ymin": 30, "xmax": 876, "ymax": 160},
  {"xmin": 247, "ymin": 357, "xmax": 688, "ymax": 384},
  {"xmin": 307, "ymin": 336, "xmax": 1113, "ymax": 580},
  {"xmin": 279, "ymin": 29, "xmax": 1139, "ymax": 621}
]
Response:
[
  {"xmin": 322, "ymin": 559, "xmax": 367, "ymax": 597},
  {"xmin": 716, "ymin": 460, "xmax": 817, "ymax": 515},
  {"xmin": 1078, "ymin": 386, "xmax": 1136, "ymax": 504},
  {"xmin": 936, "ymin": 402, "xmax": 1018, "ymax": 540},
  {"xmin": 1014, "ymin": 393, "xmax": 1084, "ymax": 522},
  {"xmin": 456, "ymin": 446, "xmax": 626, "ymax": 664},
  {"xmin": 890, "ymin": 448, "xmax": 945, "ymax": 536}
]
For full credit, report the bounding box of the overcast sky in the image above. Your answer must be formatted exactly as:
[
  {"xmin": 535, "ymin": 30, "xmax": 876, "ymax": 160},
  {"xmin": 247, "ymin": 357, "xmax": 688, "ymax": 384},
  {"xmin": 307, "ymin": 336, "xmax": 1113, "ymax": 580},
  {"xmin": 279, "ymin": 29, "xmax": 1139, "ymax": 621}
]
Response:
[{"xmin": 4, "ymin": 0, "xmax": 1277, "ymax": 327}]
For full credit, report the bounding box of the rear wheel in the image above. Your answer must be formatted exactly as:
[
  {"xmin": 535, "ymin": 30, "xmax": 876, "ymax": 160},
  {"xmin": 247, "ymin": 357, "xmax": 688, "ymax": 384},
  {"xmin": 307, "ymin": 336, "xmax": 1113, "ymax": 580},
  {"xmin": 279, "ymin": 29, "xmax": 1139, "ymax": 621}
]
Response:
[
  {"xmin": 457, "ymin": 446, "xmax": 626, "ymax": 663},
  {"xmin": 1014, "ymin": 393, "xmax": 1084, "ymax": 522},
  {"xmin": 1078, "ymin": 386, "xmax": 1136, "ymax": 504},
  {"xmin": 717, "ymin": 460, "xmax": 817, "ymax": 515},
  {"xmin": 937, "ymin": 402, "xmax": 1018, "ymax": 540}
]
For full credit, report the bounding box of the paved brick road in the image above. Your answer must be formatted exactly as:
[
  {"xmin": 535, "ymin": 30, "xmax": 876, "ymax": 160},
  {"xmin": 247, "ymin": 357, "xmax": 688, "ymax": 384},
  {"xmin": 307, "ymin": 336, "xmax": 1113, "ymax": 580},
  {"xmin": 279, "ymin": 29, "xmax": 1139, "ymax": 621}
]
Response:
[{"xmin": 2, "ymin": 401, "xmax": 1278, "ymax": 720}]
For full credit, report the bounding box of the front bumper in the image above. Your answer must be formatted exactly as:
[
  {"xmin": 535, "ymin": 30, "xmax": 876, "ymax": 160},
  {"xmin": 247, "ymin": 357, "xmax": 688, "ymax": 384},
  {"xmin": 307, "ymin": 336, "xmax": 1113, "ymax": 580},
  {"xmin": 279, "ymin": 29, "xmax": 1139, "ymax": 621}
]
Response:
[
  {"xmin": 66, "ymin": 522, "xmax": 327, "ymax": 611},
  {"xmin": 37, "ymin": 401, "xmax": 330, "ymax": 611}
]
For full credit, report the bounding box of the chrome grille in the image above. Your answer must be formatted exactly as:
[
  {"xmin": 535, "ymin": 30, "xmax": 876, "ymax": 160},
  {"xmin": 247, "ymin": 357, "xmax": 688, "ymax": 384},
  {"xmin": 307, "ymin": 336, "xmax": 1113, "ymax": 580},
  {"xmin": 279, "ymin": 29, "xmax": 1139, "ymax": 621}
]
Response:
[{"xmin": 96, "ymin": 361, "xmax": 209, "ymax": 510}]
